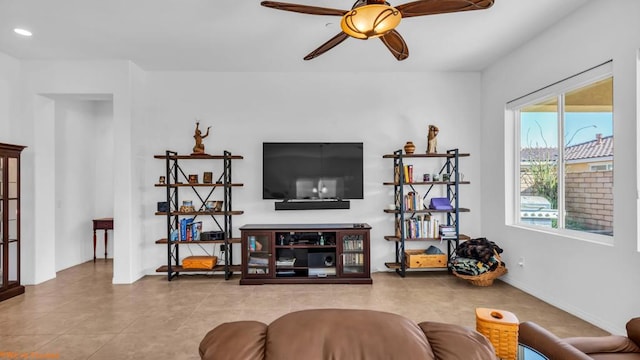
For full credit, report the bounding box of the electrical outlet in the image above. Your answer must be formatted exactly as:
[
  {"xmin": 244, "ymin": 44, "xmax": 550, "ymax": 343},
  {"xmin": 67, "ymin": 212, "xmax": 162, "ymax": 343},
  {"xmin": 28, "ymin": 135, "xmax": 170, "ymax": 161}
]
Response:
[
  {"xmin": 518, "ymin": 257, "xmax": 525, "ymax": 267},
  {"xmin": 220, "ymin": 244, "xmax": 226, "ymax": 252}
]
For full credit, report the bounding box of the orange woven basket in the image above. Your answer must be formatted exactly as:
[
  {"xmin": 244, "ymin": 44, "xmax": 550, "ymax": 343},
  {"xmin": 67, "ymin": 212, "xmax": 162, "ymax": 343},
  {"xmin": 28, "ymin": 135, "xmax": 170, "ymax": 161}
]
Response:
[{"xmin": 475, "ymin": 308, "xmax": 519, "ymax": 360}]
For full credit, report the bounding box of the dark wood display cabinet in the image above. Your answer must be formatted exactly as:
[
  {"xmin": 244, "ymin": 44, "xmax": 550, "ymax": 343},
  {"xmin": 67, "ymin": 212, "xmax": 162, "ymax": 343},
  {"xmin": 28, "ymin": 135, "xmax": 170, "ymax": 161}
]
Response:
[
  {"xmin": 154, "ymin": 151, "xmax": 243, "ymax": 281},
  {"xmin": 240, "ymin": 223, "xmax": 372, "ymax": 285},
  {"xmin": 0, "ymin": 143, "xmax": 26, "ymax": 302}
]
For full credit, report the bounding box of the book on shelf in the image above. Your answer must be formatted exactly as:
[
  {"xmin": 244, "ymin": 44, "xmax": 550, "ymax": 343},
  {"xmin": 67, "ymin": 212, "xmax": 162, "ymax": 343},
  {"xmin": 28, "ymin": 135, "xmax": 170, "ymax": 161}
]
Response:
[
  {"xmin": 403, "ymin": 164, "xmax": 414, "ymax": 183},
  {"xmin": 186, "ymin": 223, "xmax": 192, "ymax": 241},
  {"xmin": 342, "ymin": 253, "xmax": 364, "ymax": 266},
  {"xmin": 343, "ymin": 236, "xmax": 364, "ymax": 251},
  {"xmin": 177, "ymin": 218, "xmax": 203, "ymax": 241},
  {"xmin": 431, "ymin": 218, "xmax": 441, "ymax": 238},
  {"xmin": 276, "ymin": 257, "xmax": 296, "ymax": 267},
  {"xmin": 192, "ymin": 221, "xmax": 202, "ymax": 241},
  {"xmin": 404, "ymin": 191, "xmax": 424, "ymax": 211},
  {"xmin": 403, "ymin": 215, "xmax": 441, "ymax": 239},
  {"xmin": 180, "ymin": 218, "xmax": 194, "ymax": 241},
  {"xmin": 248, "ymin": 256, "xmax": 269, "ymax": 266}
]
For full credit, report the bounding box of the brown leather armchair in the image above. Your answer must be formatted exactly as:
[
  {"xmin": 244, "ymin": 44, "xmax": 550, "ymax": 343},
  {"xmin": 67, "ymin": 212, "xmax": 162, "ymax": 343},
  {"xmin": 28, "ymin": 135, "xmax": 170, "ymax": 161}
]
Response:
[
  {"xmin": 199, "ymin": 309, "xmax": 499, "ymax": 360},
  {"xmin": 519, "ymin": 318, "xmax": 640, "ymax": 359}
]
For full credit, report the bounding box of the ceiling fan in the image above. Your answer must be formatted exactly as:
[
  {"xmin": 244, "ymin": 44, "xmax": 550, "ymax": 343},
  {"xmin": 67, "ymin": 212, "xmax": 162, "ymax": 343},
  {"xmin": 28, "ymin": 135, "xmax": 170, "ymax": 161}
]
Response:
[{"xmin": 261, "ymin": 0, "xmax": 494, "ymax": 61}]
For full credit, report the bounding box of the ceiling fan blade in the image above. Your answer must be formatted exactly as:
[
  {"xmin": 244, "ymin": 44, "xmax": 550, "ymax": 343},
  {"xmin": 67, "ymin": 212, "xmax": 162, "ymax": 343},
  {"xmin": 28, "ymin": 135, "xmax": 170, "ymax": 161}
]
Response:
[
  {"xmin": 303, "ymin": 32, "xmax": 350, "ymax": 60},
  {"xmin": 396, "ymin": 0, "xmax": 494, "ymax": 18},
  {"xmin": 261, "ymin": 1, "xmax": 348, "ymax": 16},
  {"xmin": 380, "ymin": 30, "xmax": 409, "ymax": 61}
]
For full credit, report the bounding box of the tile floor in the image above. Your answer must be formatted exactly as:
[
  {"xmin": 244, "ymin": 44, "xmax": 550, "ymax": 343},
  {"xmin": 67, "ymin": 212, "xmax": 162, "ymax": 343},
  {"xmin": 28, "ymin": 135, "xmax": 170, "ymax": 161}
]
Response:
[{"xmin": 0, "ymin": 260, "xmax": 607, "ymax": 359}]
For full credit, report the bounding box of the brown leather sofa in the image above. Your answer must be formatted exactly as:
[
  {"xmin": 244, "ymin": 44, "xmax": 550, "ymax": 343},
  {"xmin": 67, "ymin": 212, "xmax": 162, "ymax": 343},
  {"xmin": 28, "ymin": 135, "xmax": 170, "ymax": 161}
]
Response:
[
  {"xmin": 519, "ymin": 318, "xmax": 640, "ymax": 359},
  {"xmin": 199, "ymin": 308, "xmax": 499, "ymax": 360}
]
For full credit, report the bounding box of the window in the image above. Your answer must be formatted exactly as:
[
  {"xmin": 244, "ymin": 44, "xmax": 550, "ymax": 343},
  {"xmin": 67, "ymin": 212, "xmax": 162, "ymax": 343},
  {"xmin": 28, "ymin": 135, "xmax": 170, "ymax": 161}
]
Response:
[
  {"xmin": 589, "ymin": 163, "xmax": 613, "ymax": 172},
  {"xmin": 511, "ymin": 62, "xmax": 613, "ymax": 239}
]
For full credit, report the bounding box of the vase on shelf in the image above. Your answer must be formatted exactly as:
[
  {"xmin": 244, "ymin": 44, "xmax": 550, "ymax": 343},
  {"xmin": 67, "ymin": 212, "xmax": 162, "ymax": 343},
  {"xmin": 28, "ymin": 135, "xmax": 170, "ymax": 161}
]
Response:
[{"xmin": 403, "ymin": 141, "xmax": 416, "ymax": 155}]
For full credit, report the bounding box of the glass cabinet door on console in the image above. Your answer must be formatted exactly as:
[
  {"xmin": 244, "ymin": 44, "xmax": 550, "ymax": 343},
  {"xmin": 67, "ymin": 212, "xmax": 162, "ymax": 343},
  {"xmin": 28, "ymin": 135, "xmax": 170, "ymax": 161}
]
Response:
[
  {"xmin": 243, "ymin": 232, "xmax": 272, "ymax": 278},
  {"xmin": 338, "ymin": 231, "xmax": 369, "ymax": 278}
]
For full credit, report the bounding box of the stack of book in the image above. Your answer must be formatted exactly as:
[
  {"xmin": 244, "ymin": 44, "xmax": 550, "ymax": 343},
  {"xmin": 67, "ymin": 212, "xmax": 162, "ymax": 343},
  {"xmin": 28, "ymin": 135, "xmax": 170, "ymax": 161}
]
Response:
[
  {"xmin": 343, "ymin": 235, "xmax": 364, "ymax": 251},
  {"xmin": 439, "ymin": 224, "xmax": 457, "ymax": 239},
  {"xmin": 179, "ymin": 218, "xmax": 202, "ymax": 241},
  {"xmin": 403, "ymin": 215, "xmax": 440, "ymax": 239},
  {"xmin": 343, "ymin": 253, "xmax": 364, "ymax": 266},
  {"xmin": 404, "ymin": 191, "xmax": 424, "ymax": 211}
]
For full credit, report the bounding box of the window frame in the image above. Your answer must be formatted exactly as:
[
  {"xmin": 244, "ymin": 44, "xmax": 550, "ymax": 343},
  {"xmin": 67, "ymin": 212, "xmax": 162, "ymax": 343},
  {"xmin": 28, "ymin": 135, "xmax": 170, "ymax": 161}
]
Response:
[{"xmin": 508, "ymin": 61, "xmax": 614, "ymax": 245}]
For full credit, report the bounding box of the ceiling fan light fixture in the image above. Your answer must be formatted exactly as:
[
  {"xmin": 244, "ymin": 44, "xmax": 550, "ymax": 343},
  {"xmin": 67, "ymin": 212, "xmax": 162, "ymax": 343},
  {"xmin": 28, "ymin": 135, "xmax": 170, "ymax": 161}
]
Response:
[{"xmin": 340, "ymin": 4, "xmax": 401, "ymax": 40}]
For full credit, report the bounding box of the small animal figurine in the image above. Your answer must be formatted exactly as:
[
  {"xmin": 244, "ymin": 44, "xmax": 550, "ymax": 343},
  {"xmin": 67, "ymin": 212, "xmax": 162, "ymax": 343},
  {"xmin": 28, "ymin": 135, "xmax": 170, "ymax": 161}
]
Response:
[{"xmin": 427, "ymin": 125, "xmax": 439, "ymax": 154}]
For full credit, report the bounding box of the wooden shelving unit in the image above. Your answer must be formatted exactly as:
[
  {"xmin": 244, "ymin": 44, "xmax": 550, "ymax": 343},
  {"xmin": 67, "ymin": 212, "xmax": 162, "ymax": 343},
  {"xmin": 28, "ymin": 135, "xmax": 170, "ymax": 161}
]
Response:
[
  {"xmin": 154, "ymin": 150, "xmax": 243, "ymax": 280},
  {"xmin": 383, "ymin": 149, "xmax": 470, "ymax": 277}
]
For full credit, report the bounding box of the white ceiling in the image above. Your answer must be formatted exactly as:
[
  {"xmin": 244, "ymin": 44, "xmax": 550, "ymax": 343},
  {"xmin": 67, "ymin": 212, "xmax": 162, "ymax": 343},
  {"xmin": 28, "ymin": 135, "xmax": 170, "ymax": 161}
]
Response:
[{"xmin": 0, "ymin": 0, "xmax": 590, "ymax": 72}]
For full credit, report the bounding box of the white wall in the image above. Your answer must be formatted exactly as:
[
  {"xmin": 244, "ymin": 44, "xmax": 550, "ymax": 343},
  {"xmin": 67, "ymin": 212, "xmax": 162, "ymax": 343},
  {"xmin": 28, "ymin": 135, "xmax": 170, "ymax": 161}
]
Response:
[
  {"xmin": 7, "ymin": 60, "xmax": 484, "ymax": 286},
  {"xmin": 140, "ymin": 71, "xmax": 484, "ymax": 274},
  {"xmin": 481, "ymin": 0, "xmax": 640, "ymax": 334},
  {"xmin": 53, "ymin": 98, "xmax": 114, "ymax": 271},
  {"xmin": 93, "ymin": 100, "xmax": 115, "ymax": 260},
  {"xmin": 54, "ymin": 99, "xmax": 95, "ymax": 269},
  {"xmin": 0, "ymin": 52, "xmax": 20, "ymax": 141},
  {"xmin": 19, "ymin": 60, "xmax": 139, "ymax": 284}
]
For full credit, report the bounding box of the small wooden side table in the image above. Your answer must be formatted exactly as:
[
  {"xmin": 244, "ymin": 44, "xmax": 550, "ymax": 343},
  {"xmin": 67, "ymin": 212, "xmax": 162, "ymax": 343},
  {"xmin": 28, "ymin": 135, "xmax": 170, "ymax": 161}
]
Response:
[{"xmin": 93, "ymin": 218, "xmax": 113, "ymax": 261}]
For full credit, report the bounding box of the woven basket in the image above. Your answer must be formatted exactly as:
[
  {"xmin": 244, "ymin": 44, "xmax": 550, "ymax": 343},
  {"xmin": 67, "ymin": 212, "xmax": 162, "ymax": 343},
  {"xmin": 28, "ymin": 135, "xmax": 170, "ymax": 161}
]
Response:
[
  {"xmin": 475, "ymin": 308, "xmax": 519, "ymax": 360},
  {"xmin": 453, "ymin": 262, "xmax": 508, "ymax": 286},
  {"xmin": 454, "ymin": 265, "xmax": 507, "ymax": 286}
]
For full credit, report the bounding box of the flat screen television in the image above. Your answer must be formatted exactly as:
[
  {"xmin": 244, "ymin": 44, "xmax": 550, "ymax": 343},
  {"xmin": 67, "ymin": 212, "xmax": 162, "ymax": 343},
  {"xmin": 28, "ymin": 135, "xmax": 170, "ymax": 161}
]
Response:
[{"xmin": 263, "ymin": 142, "xmax": 364, "ymax": 200}]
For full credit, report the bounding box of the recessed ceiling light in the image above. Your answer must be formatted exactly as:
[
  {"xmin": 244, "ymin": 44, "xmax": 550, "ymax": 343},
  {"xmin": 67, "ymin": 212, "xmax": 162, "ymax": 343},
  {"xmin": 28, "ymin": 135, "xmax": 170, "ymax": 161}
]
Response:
[{"xmin": 14, "ymin": 28, "xmax": 32, "ymax": 37}]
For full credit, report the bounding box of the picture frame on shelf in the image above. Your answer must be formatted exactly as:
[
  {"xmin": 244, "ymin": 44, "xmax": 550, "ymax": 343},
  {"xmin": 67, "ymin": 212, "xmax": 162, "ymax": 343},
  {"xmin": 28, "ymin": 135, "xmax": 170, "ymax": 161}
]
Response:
[{"xmin": 203, "ymin": 171, "xmax": 213, "ymax": 184}]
